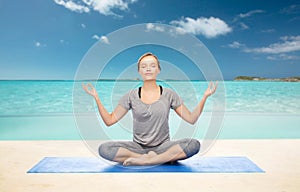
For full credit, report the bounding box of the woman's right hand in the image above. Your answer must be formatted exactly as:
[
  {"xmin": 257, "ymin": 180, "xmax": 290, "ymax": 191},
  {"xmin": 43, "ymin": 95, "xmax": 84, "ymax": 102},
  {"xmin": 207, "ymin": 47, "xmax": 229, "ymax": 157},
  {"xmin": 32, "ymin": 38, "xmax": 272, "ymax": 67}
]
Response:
[
  {"xmin": 82, "ymin": 83, "xmax": 98, "ymax": 98},
  {"xmin": 204, "ymin": 81, "xmax": 218, "ymax": 98}
]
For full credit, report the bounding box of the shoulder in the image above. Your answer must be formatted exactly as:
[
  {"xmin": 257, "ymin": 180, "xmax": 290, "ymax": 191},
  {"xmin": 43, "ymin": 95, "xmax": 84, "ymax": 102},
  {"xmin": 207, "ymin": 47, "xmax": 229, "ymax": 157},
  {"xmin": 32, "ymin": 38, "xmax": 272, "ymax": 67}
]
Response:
[
  {"xmin": 122, "ymin": 88, "xmax": 138, "ymax": 99},
  {"xmin": 118, "ymin": 88, "xmax": 139, "ymax": 109},
  {"xmin": 163, "ymin": 87, "xmax": 179, "ymax": 96},
  {"xmin": 162, "ymin": 87, "xmax": 183, "ymax": 108},
  {"xmin": 162, "ymin": 87, "xmax": 181, "ymax": 100}
]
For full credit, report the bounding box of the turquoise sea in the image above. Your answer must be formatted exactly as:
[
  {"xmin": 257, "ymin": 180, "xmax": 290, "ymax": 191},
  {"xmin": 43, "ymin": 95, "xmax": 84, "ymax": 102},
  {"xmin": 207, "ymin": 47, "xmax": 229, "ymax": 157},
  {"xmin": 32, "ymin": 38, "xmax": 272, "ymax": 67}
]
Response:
[{"xmin": 0, "ymin": 80, "xmax": 299, "ymax": 140}]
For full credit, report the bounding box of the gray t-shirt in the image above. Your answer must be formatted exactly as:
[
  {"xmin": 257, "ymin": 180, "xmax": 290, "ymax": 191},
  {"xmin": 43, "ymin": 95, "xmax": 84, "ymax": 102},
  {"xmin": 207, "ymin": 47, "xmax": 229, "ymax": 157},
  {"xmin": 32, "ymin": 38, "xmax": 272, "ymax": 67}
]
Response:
[{"xmin": 118, "ymin": 87, "xmax": 183, "ymax": 147}]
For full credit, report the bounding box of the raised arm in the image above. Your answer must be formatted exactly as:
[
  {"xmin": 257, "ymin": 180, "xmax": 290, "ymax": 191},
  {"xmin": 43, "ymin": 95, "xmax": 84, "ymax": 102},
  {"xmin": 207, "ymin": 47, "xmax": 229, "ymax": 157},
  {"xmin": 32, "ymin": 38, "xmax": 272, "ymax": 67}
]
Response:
[
  {"xmin": 175, "ymin": 82, "xmax": 218, "ymax": 125},
  {"xmin": 82, "ymin": 83, "xmax": 128, "ymax": 126}
]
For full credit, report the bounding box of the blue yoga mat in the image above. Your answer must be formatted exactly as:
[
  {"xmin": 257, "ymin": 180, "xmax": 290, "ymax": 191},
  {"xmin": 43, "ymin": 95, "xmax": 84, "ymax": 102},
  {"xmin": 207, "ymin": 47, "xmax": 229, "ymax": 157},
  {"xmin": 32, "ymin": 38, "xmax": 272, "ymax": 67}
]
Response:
[{"xmin": 27, "ymin": 156, "xmax": 264, "ymax": 173}]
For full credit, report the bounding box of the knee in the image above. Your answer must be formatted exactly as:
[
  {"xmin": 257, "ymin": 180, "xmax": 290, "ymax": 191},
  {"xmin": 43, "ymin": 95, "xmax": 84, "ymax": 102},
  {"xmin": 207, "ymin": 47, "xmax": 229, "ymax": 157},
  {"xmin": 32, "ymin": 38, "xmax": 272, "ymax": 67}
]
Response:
[
  {"xmin": 189, "ymin": 139, "xmax": 200, "ymax": 154},
  {"xmin": 98, "ymin": 143, "xmax": 109, "ymax": 160},
  {"xmin": 182, "ymin": 138, "xmax": 200, "ymax": 158},
  {"xmin": 98, "ymin": 142, "xmax": 117, "ymax": 161}
]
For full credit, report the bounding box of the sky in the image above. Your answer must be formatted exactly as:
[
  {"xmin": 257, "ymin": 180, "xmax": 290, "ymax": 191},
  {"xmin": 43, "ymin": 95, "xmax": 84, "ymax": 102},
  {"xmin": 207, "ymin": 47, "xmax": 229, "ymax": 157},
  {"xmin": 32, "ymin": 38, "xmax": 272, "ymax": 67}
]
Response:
[{"xmin": 0, "ymin": 0, "xmax": 300, "ymax": 80}]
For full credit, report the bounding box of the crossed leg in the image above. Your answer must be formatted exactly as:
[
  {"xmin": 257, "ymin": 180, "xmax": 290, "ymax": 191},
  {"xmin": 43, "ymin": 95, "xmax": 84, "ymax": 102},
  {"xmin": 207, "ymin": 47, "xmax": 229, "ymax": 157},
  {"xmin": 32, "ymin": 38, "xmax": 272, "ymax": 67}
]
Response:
[
  {"xmin": 122, "ymin": 144, "xmax": 186, "ymax": 166},
  {"xmin": 98, "ymin": 139, "xmax": 200, "ymax": 166}
]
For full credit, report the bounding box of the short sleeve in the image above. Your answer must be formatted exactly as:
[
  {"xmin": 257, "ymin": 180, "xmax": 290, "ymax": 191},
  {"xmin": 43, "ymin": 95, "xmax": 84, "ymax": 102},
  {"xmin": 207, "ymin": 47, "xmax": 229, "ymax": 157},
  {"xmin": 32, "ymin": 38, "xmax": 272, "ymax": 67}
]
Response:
[
  {"xmin": 170, "ymin": 89, "xmax": 183, "ymax": 109},
  {"xmin": 118, "ymin": 91, "xmax": 132, "ymax": 110}
]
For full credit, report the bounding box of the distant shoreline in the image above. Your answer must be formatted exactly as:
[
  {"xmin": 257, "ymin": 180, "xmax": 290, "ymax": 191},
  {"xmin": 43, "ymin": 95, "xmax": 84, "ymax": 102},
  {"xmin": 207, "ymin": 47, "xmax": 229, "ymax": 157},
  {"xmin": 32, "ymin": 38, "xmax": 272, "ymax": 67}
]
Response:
[
  {"xmin": 234, "ymin": 76, "xmax": 300, "ymax": 82},
  {"xmin": 0, "ymin": 77, "xmax": 300, "ymax": 82}
]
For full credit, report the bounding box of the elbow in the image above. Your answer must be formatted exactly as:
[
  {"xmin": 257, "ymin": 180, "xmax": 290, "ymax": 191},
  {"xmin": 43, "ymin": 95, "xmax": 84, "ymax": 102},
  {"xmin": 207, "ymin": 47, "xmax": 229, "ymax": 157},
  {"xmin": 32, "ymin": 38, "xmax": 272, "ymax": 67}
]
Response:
[
  {"xmin": 104, "ymin": 122, "xmax": 112, "ymax": 127},
  {"xmin": 104, "ymin": 119, "xmax": 115, "ymax": 127},
  {"xmin": 103, "ymin": 115, "xmax": 116, "ymax": 127},
  {"xmin": 188, "ymin": 116, "xmax": 199, "ymax": 125},
  {"xmin": 189, "ymin": 120, "xmax": 197, "ymax": 125},
  {"xmin": 104, "ymin": 121, "xmax": 114, "ymax": 127},
  {"xmin": 184, "ymin": 118, "xmax": 196, "ymax": 125},
  {"xmin": 183, "ymin": 115, "xmax": 197, "ymax": 125},
  {"xmin": 189, "ymin": 113, "xmax": 202, "ymax": 125}
]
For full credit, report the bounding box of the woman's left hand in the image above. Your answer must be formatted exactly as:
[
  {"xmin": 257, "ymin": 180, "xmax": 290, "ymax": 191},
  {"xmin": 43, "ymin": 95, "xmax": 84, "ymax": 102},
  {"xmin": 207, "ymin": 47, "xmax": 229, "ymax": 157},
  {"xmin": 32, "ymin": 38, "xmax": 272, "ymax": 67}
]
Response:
[
  {"xmin": 82, "ymin": 83, "xmax": 98, "ymax": 98},
  {"xmin": 204, "ymin": 81, "xmax": 218, "ymax": 98}
]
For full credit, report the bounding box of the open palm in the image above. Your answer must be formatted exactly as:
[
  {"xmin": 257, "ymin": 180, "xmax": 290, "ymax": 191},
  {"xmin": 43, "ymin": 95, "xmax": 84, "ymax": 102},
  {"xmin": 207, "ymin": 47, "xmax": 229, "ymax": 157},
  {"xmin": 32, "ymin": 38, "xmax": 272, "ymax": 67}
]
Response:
[
  {"xmin": 204, "ymin": 81, "xmax": 218, "ymax": 97},
  {"xmin": 82, "ymin": 83, "xmax": 98, "ymax": 98}
]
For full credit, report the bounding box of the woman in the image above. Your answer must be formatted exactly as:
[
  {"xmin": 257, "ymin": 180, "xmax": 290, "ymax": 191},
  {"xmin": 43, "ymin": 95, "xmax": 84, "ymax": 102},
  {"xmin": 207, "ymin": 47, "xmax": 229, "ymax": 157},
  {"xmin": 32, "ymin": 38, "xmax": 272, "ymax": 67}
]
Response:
[{"xmin": 82, "ymin": 52, "xmax": 217, "ymax": 166}]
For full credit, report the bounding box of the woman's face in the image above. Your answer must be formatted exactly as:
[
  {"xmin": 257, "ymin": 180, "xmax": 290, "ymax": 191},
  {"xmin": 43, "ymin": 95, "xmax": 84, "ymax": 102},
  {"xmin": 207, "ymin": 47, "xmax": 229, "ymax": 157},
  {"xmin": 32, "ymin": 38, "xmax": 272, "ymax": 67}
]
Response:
[{"xmin": 138, "ymin": 55, "xmax": 160, "ymax": 81}]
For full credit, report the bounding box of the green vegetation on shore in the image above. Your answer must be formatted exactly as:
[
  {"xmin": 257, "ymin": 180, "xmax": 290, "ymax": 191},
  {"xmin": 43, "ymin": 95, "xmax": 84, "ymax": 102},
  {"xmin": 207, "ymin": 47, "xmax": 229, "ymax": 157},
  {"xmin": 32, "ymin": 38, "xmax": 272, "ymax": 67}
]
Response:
[{"xmin": 234, "ymin": 76, "xmax": 300, "ymax": 82}]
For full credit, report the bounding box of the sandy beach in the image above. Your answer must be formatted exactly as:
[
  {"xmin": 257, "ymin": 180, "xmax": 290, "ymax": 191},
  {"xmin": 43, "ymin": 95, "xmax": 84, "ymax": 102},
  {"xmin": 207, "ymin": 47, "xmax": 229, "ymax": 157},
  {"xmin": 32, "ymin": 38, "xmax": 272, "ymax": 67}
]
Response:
[{"xmin": 1, "ymin": 139, "xmax": 299, "ymax": 192}]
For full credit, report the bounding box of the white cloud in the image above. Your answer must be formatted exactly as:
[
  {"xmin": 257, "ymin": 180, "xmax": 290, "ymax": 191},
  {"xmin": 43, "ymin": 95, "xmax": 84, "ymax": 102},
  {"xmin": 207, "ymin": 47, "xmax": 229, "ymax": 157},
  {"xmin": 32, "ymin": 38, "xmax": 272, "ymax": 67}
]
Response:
[
  {"xmin": 83, "ymin": 0, "xmax": 137, "ymax": 17},
  {"xmin": 35, "ymin": 42, "xmax": 41, "ymax": 47},
  {"xmin": 267, "ymin": 54, "xmax": 299, "ymax": 60},
  {"xmin": 92, "ymin": 34, "xmax": 100, "ymax": 40},
  {"xmin": 146, "ymin": 23, "xmax": 165, "ymax": 32},
  {"xmin": 261, "ymin": 29, "xmax": 275, "ymax": 33},
  {"xmin": 92, "ymin": 35, "xmax": 110, "ymax": 44},
  {"xmin": 100, "ymin": 36, "xmax": 110, "ymax": 44},
  {"xmin": 54, "ymin": 0, "xmax": 137, "ymax": 17},
  {"xmin": 54, "ymin": 0, "xmax": 89, "ymax": 13},
  {"xmin": 34, "ymin": 41, "xmax": 46, "ymax": 47},
  {"xmin": 59, "ymin": 39, "xmax": 69, "ymax": 45},
  {"xmin": 280, "ymin": 4, "xmax": 300, "ymax": 15},
  {"xmin": 238, "ymin": 10, "xmax": 265, "ymax": 19},
  {"xmin": 239, "ymin": 22, "xmax": 249, "ymax": 30},
  {"xmin": 81, "ymin": 23, "xmax": 86, "ymax": 28},
  {"xmin": 170, "ymin": 17, "xmax": 232, "ymax": 38},
  {"xmin": 244, "ymin": 36, "xmax": 300, "ymax": 54},
  {"xmin": 233, "ymin": 9, "xmax": 265, "ymax": 28},
  {"xmin": 227, "ymin": 37, "xmax": 300, "ymax": 60},
  {"xmin": 228, "ymin": 41, "xmax": 244, "ymax": 49}
]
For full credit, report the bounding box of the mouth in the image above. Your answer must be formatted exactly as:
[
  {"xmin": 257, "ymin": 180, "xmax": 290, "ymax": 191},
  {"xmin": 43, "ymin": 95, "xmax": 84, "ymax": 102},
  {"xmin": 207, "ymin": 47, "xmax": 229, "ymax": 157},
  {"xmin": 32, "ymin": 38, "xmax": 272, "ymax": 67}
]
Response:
[{"xmin": 145, "ymin": 73, "xmax": 153, "ymax": 76}]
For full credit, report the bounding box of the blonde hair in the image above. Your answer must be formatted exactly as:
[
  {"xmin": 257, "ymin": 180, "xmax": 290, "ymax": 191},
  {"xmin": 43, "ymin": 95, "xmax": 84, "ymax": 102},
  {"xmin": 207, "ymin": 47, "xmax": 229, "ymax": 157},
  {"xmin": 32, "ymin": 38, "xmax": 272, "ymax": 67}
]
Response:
[{"xmin": 137, "ymin": 52, "xmax": 161, "ymax": 71}]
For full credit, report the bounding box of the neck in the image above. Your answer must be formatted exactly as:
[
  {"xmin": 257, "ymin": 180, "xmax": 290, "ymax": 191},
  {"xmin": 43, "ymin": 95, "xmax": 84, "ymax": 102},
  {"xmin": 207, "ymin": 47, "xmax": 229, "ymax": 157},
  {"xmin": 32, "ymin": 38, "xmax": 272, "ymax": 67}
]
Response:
[{"xmin": 142, "ymin": 80, "xmax": 158, "ymax": 91}]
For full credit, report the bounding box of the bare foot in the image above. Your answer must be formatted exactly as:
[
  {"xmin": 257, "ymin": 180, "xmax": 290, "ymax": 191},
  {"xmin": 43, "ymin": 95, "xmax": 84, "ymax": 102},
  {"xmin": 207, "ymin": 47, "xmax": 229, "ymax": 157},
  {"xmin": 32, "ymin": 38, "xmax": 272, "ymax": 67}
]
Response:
[
  {"xmin": 147, "ymin": 151, "xmax": 157, "ymax": 158},
  {"xmin": 123, "ymin": 151, "xmax": 158, "ymax": 166},
  {"xmin": 123, "ymin": 154, "xmax": 149, "ymax": 166}
]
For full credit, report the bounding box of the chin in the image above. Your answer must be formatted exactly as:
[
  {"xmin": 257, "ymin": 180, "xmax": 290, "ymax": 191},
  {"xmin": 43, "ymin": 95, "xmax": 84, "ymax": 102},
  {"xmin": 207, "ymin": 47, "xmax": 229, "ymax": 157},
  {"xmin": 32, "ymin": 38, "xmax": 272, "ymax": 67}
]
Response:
[{"xmin": 143, "ymin": 77, "xmax": 156, "ymax": 81}]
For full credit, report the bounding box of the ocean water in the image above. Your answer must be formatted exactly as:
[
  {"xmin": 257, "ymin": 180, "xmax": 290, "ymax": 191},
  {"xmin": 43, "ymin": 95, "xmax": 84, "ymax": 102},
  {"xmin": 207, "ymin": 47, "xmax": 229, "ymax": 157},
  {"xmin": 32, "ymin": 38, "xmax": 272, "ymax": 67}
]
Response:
[{"xmin": 0, "ymin": 80, "xmax": 299, "ymax": 140}]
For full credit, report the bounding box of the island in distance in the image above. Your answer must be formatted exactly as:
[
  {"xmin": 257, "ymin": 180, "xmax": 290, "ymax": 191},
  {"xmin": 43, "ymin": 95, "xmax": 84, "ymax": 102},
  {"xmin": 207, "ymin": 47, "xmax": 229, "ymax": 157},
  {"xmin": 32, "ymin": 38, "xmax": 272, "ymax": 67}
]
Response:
[{"xmin": 234, "ymin": 76, "xmax": 300, "ymax": 82}]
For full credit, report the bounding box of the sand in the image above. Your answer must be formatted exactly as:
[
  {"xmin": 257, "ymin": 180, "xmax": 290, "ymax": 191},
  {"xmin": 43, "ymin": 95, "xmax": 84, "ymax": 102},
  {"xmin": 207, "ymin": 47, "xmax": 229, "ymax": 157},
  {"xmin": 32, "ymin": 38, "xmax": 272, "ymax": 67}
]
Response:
[{"xmin": 1, "ymin": 139, "xmax": 300, "ymax": 192}]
